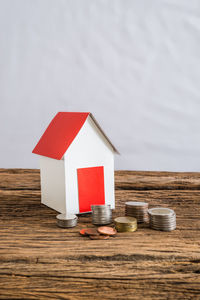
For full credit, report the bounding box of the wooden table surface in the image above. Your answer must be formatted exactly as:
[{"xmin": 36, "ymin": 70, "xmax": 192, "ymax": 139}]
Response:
[{"xmin": 0, "ymin": 169, "xmax": 200, "ymax": 299}]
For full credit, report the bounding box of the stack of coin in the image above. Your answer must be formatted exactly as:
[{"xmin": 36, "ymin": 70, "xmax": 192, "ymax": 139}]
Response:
[
  {"xmin": 125, "ymin": 201, "xmax": 149, "ymax": 223},
  {"xmin": 56, "ymin": 213, "xmax": 78, "ymax": 228},
  {"xmin": 148, "ymin": 207, "xmax": 176, "ymax": 231},
  {"xmin": 114, "ymin": 216, "xmax": 137, "ymax": 232},
  {"xmin": 91, "ymin": 205, "xmax": 112, "ymax": 225}
]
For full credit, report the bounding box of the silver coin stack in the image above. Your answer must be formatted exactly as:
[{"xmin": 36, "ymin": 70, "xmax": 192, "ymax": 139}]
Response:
[
  {"xmin": 125, "ymin": 201, "xmax": 149, "ymax": 223},
  {"xmin": 91, "ymin": 204, "xmax": 112, "ymax": 225},
  {"xmin": 56, "ymin": 213, "xmax": 78, "ymax": 228},
  {"xmin": 148, "ymin": 208, "xmax": 176, "ymax": 231}
]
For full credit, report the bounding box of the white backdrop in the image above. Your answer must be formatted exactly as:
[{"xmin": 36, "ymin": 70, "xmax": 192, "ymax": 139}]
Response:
[{"xmin": 0, "ymin": 0, "xmax": 200, "ymax": 171}]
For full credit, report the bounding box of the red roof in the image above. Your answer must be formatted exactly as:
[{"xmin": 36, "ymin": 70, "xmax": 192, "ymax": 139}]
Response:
[{"xmin": 32, "ymin": 112, "xmax": 89, "ymax": 160}]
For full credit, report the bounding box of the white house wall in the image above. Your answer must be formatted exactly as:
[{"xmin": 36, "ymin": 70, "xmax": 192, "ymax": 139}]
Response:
[
  {"xmin": 40, "ymin": 156, "xmax": 66, "ymax": 213},
  {"xmin": 64, "ymin": 116, "xmax": 115, "ymax": 214}
]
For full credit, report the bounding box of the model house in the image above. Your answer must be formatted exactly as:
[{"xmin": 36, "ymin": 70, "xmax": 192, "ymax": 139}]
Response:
[{"xmin": 32, "ymin": 112, "xmax": 118, "ymax": 214}]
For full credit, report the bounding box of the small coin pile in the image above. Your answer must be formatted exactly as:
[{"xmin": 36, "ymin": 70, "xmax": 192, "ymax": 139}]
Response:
[
  {"xmin": 56, "ymin": 213, "xmax": 78, "ymax": 228},
  {"xmin": 125, "ymin": 201, "xmax": 149, "ymax": 223},
  {"xmin": 114, "ymin": 216, "xmax": 137, "ymax": 232},
  {"xmin": 148, "ymin": 207, "xmax": 176, "ymax": 231},
  {"xmin": 80, "ymin": 226, "xmax": 117, "ymax": 240},
  {"xmin": 91, "ymin": 204, "xmax": 112, "ymax": 225}
]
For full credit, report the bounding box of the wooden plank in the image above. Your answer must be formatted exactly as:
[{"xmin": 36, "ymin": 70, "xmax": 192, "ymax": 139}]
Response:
[
  {"xmin": 0, "ymin": 189, "xmax": 200, "ymax": 226},
  {"xmin": 0, "ymin": 169, "xmax": 39, "ymax": 174},
  {"xmin": 115, "ymin": 170, "xmax": 200, "ymax": 190},
  {"xmin": 0, "ymin": 170, "xmax": 200, "ymax": 299},
  {"xmin": 0, "ymin": 189, "xmax": 199, "ymax": 221},
  {"xmin": 1, "ymin": 169, "xmax": 200, "ymax": 191},
  {"xmin": 0, "ymin": 169, "xmax": 40, "ymax": 190},
  {"xmin": 0, "ymin": 274, "xmax": 199, "ymax": 300},
  {"xmin": 0, "ymin": 189, "xmax": 200, "ymax": 299},
  {"xmin": 0, "ymin": 266, "xmax": 199, "ymax": 300}
]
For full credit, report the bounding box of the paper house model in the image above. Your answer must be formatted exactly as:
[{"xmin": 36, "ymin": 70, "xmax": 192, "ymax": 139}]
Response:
[{"xmin": 32, "ymin": 112, "xmax": 118, "ymax": 214}]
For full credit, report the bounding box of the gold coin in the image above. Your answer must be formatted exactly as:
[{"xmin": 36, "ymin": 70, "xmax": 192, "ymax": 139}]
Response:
[
  {"xmin": 115, "ymin": 223, "xmax": 137, "ymax": 232},
  {"xmin": 114, "ymin": 216, "xmax": 137, "ymax": 225},
  {"xmin": 114, "ymin": 216, "xmax": 137, "ymax": 232}
]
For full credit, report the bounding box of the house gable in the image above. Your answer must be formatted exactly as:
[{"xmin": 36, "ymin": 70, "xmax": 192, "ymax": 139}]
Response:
[{"xmin": 64, "ymin": 116, "xmax": 115, "ymax": 214}]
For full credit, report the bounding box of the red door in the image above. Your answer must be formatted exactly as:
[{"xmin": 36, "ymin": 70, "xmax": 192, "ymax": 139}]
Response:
[{"xmin": 77, "ymin": 166, "xmax": 105, "ymax": 213}]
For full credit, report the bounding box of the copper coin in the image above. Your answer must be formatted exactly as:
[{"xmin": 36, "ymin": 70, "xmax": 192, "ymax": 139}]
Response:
[
  {"xmin": 79, "ymin": 229, "xmax": 87, "ymax": 236},
  {"xmin": 84, "ymin": 228, "xmax": 99, "ymax": 236},
  {"xmin": 89, "ymin": 235, "xmax": 110, "ymax": 240},
  {"xmin": 97, "ymin": 226, "xmax": 117, "ymax": 236}
]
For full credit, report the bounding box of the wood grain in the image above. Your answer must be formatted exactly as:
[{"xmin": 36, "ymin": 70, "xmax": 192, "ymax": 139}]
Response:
[
  {"xmin": 115, "ymin": 170, "xmax": 200, "ymax": 190},
  {"xmin": 0, "ymin": 169, "xmax": 200, "ymax": 299},
  {"xmin": 1, "ymin": 169, "xmax": 200, "ymax": 190}
]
